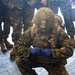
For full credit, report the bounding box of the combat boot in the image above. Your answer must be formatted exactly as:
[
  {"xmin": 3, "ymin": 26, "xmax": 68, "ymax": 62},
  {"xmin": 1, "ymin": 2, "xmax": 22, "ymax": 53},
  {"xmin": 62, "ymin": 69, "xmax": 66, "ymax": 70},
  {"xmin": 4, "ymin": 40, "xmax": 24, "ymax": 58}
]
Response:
[
  {"xmin": 4, "ymin": 40, "xmax": 13, "ymax": 49},
  {"xmin": 30, "ymin": 70, "xmax": 38, "ymax": 75},
  {"xmin": 0, "ymin": 40, "xmax": 7, "ymax": 52},
  {"xmin": 10, "ymin": 47, "xmax": 16, "ymax": 56}
]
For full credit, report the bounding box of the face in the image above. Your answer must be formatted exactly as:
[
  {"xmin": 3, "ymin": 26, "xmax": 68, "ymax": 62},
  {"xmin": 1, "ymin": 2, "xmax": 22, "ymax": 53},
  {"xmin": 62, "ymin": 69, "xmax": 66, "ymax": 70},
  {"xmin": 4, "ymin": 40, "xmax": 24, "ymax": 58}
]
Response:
[
  {"xmin": 28, "ymin": 0, "xmax": 36, "ymax": 6},
  {"xmin": 40, "ymin": 20, "xmax": 46, "ymax": 29},
  {"xmin": 41, "ymin": 0, "xmax": 47, "ymax": 6}
]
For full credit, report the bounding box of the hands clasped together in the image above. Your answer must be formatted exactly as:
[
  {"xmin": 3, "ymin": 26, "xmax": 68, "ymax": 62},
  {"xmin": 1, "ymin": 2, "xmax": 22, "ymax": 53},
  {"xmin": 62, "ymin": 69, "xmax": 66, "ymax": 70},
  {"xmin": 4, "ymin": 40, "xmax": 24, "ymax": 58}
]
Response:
[{"xmin": 30, "ymin": 47, "xmax": 52, "ymax": 57}]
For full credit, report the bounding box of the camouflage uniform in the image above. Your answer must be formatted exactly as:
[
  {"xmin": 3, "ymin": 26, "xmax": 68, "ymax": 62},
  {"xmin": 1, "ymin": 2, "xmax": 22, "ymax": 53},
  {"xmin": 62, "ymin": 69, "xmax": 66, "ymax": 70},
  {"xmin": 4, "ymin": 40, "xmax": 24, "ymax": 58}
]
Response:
[
  {"xmin": 54, "ymin": 14, "xmax": 64, "ymax": 29},
  {"xmin": 22, "ymin": 0, "xmax": 35, "ymax": 31},
  {"xmin": 2, "ymin": 0, "xmax": 22, "ymax": 45},
  {"xmin": 47, "ymin": 0, "xmax": 75, "ymax": 39},
  {"xmin": 0, "ymin": 0, "xmax": 11, "ymax": 41},
  {"xmin": 15, "ymin": 7, "xmax": 74, "ymax": 75},
  {"xmin": 2, "ymin": 0, "xmax": 36, "ymax": 43},
  {"xmin": 23, "ymin": 0, "xmax": 46, "ymax": 31},
  {"xmin": 0, "ymin": 0, "xmax": 13, "ymax": 51}
]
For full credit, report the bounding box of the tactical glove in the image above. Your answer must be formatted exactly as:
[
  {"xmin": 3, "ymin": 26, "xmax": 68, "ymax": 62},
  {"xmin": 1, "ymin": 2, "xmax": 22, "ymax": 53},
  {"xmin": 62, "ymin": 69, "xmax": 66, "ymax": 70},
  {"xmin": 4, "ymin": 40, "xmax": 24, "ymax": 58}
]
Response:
[
  {"xmin": 42, "ymin": 48, "xmax": 52, "ymax": 57},
  {"xmin": 30, "ymin": 47, "xmax": 41, "ymax": 56}
]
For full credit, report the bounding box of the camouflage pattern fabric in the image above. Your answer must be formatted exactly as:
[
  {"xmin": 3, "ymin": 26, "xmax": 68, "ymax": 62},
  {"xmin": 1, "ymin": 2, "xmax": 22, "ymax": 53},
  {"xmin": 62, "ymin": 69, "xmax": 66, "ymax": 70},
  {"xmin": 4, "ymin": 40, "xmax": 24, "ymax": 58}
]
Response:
[
  {"xmin": 47, "ymin": 0, "xmax": 75, "ymax": 39},
  {"xmin": 54, "ymin": 14, "xmax": 64, "ymax": 29},
  {"xmin": 2, "ymin": 0, "xmax": 23, "ymax": 10},
  {"xmin": 2, "ymin": 0, "xmax": 23, "ymax": 43},
  {"xmin": 15, "ymin": 24, "xmax": 73, "ymax": 75},
  {"xmin": 2, "ymin": 0, "xmax": 36, "ymax": 43},
  {"xmin": 15, "ymin": 7, "xmax": 74, "ymax": 75},
  {"xmin": 9, "ymin": 9, "xmax": 22, "ymax": 43},
  {"xmin": 22, "ymin": 1, "xmax": 34, "ymax": 31}
]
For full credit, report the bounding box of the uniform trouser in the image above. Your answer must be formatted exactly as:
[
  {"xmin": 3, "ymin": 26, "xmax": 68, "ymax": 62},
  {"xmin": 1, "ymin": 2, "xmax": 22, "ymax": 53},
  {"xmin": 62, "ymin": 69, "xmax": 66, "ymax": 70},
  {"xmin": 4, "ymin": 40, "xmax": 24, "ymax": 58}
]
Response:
[
  {"xmin": 22, "ymin": 4, "xmax": 34, "ymax": 31},
  {"xmin": 0, "ymin": 22, "xmax": 3, "ymax": 42},
  {"xmin": 9, "ymin": 8, "xmax": 22, "ymax": 43},
  {"xmin": 0, "ymin": 5, "xmax": 10, "ymax": 40},
  {"xmin": 10, "ymin": 6, "xmax": 34, "ymax": 44},
  {"xmin": 47, "ymin": 1, "xmax": 75, "ymax": 39},
  {"xmin": 2, "ymin": 7, "xmax": 10, "ymax": 40},
  {"xmin": 16, "ymin": 56, "xmax": 69, "ymax": 75}
]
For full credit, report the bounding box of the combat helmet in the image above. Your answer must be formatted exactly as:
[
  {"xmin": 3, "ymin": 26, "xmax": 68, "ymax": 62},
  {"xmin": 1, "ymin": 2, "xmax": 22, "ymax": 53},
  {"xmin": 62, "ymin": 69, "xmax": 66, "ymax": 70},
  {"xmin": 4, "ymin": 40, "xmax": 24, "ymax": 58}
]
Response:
[{"xmin": 32, "ymin": 7, "xmax": 55, "ymax": 30}]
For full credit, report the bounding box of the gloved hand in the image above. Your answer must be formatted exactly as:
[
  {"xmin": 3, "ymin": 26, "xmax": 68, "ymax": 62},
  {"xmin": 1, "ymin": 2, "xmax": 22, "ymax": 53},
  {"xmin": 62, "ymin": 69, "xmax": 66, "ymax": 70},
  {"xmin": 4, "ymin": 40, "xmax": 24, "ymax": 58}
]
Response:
[
  {"xmin": 42, "ymin": 48, "xmax": 52, "ymax": 57},
  {"xmin": 30, "ymin": 47, "xmax": 41, "ymax": 56}
]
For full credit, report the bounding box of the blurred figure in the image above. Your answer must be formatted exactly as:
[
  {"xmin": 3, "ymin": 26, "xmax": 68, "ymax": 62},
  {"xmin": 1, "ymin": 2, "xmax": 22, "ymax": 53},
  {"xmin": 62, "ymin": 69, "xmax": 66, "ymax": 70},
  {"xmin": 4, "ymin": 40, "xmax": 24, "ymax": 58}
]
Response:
[
  {"xmin": 54, "ymin": 14, "xmax": 64, "ymax": 29},
  {"xmin": 35, "ymin": 0, "xmax": 47, "ymax": 9},
  {"xmin": 71, "ymin": 0, "xmax": 75, "ymax": 6},
  {"xmin": 15, "ymin": 7, "xmax": 74, "ymax": 75},
  {"xmin": 55, "ymin": 14, "xmax": 75, "ymax": 47},
  {"xmin": 47, "ymin": 0, "xmax": 75, "ymax": 40},
  {"xmin": 2, "ymin": 0, "xmax": 37, "ymax": 55},
  {"xmin": 2, "ymin": 0, "xmax": 48, "ymax": 56},
  {"xmin": 0, "ymin": 0, "xmax": 13, "ymax": 52}
]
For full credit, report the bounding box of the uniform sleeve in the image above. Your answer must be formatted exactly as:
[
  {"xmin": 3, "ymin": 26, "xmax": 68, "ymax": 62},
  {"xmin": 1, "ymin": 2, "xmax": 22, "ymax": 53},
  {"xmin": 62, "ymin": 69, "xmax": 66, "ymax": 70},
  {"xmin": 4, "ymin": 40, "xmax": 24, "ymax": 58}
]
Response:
[
  {"xmin": 15, "ymin": 28, "xmax": 32, "ymax": 60},
  {"xmin": 52, "ymin": 29, "xmax": 74, "ymax": 61},
  {"xmin": 13, "ymin": 0, "xmax": 23, "ymax": 10}
]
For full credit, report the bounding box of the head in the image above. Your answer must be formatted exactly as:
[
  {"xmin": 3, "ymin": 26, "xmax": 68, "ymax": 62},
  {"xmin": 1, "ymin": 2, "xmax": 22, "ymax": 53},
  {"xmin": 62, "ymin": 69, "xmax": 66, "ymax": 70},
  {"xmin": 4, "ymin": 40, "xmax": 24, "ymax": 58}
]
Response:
[
  {"xmin": 54, "ymin": 14, "xmax": 63, "ymax": 28},
  {"xmin": 32, "ymin": 7, "xmax": 55, "ymax": 32},
  {"xmin": 26, "ymin": 0, "xmax": 36, "ymax": 6}
]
